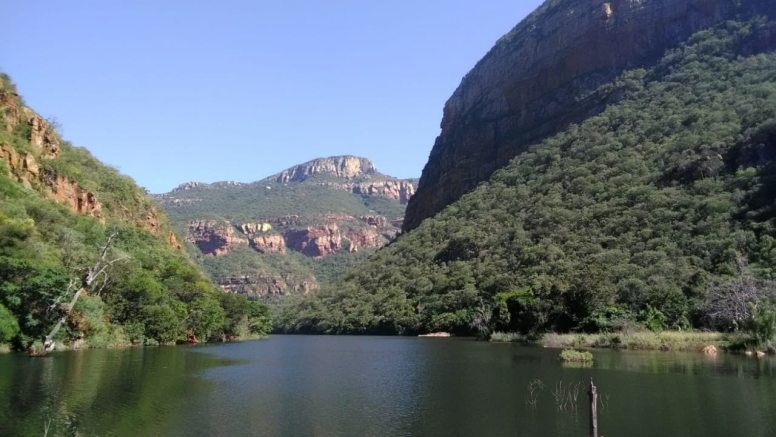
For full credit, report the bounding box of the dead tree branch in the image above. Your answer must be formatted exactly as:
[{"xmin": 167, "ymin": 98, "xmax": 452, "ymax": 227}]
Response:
[{"xmin": 38, "ymin": 232, "xmax": 125, "ymax": 354}]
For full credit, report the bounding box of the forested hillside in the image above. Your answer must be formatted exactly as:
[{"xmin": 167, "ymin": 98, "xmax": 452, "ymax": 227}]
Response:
[
  {"xmin": 0, "ymin": 75, "xmax": 270, "ymax": 351},
  {"xmin": 277, "ymin": 20, "xmax": 776, "ymax": 336}
]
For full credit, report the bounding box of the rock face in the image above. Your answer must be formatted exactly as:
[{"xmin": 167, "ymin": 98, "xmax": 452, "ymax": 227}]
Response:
[
  {"xmin": 27, "ymin": 111, "xmax": 60, "ymax": 159},
  {"xmin": 222, "ymin": 273, "xmax": 317, "ymax": 296},
  {"xmin": 1, "ymin": 88, "xmax": 106, "ymax": 222},
  {"xmin": 403, "ymin": 0, "xmax": 776, "ymax": 232},
  {"xmin": 167, "ymin": 231, "xmax": 183, "ymax": 250},
  {"xmin": 271, "ymin": 156, "xmax": 377, "ymax": 183},
  {"xmin": 344, "ymin": 227, "xmax": 386, "ymax": 252},
  {"xmin": 250, "ymin": 234, "xmax": 286, "ymax": 254},
  {"xmin": 284, "ymin": 225, "xmax": 343, "ymax": 257},
  {"xmin": 172, "ymin": 181, "xmax": 205, "ymax": 192},
  {"xmin": 353, "ymin": 180, "xmax": 415, "ymax": 205},
  {"xmin": 186, "ymin": 220, "xmax": 247, "ymax": 256},
  {"xmin": 41, "ymin": 172, "xmax": 104, "ymax": 222}
]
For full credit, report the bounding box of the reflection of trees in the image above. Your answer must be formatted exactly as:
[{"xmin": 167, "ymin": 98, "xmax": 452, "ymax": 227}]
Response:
[{"xmin": 0, "ymin": 348, "xmax": 234, "ymax": 437}]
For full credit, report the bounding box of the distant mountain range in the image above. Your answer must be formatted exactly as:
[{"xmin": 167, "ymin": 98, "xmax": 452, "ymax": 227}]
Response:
[{"xmin": 155, "ymin": 155, "xmax": 417, "ymax": 296}]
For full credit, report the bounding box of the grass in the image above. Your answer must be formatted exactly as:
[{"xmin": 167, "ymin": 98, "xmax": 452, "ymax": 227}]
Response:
[
  {"xmin": 490, "ymin": 331, "xmax": 531, "ymax": 343},
  {"xmin": 492, "ymin": 330, "xmax": 729, "ymax": 353},
  {"xmin": 560, "ymin": 349, "xmax": 594, "ymax": 362}
]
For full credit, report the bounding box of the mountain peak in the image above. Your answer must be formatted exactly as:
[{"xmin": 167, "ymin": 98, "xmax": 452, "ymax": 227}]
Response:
[{"xmin": 268, "ymin": 156, "xmax": 378, "ymax": 183}]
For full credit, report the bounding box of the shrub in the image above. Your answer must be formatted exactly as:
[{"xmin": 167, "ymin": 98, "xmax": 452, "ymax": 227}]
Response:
[
  {"xmin": 746, "ymin": 299, "xmax": 776, "ymax": 345},
  {"xmin": 560, "ymin": 349, "xmax": 594, "ymax": 362},
  {"xmin": 0, "ymin": 303, "xmax": 19, "ymax": 343}
]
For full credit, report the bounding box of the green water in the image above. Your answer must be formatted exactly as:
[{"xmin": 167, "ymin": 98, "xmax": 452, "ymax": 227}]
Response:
[{"xmin": 0, "ymin": 336, "xmax": 774, "ymax": 437}]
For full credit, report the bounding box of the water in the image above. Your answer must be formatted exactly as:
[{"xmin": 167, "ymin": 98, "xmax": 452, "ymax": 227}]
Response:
[{"xmin": 1, "ymin": 336, "xmax": 775, "ymax": 437}]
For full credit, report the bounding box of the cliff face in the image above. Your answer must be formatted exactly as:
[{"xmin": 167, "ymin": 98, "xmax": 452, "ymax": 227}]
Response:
[
  {"xmin": 403, "ymin": 0, "xmax": 776, "ymax": 232},
  {"xmin": 0, "ymin": 91, "xmax": 105, "ymax": 223},
  {"xmin": 271, "ymin": 156, "xmax": 378, "ymax": 183},
  {"xmin": 186, "ymin": 220, "xmax": 248, "ymax": 256},
  {"xmin": 187, "ymin": 216, "xmax": 397, "ymax": 260}
]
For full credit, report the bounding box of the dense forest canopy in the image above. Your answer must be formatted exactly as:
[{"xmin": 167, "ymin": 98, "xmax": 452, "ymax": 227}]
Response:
[
  {"xmin": 276, "ymin": 19, "xmax": 776, "ymax": 337},
  {"xmin": 0, "ymin": 75, "xmax": 270, "ymax": 351}
]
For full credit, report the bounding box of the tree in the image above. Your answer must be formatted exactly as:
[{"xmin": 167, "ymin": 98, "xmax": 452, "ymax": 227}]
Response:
[
  {"xmin": 36, "ymin": 232, "xmax": 125, "ymax": 354},
  {"xmin": 701, "ymin": 260, "xmax": 776, "ymax": 330}
]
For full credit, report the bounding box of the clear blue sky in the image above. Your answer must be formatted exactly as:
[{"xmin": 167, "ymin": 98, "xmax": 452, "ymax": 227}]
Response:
[{"xmin": 2, "ymin": 1, "xmax": 542, "ymax": 193}]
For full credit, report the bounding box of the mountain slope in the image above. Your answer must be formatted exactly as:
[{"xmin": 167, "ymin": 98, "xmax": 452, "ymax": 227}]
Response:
[
  {"xmin": 404, "ymin": 0, "xmax": 776, "ymax": 233},
  {"xmin": 156, "ymin": 156, "xmax": 416, "ymax": 296},
  {"xmin": 0, "ymin": 74, "xmax": 270, "ymax": 350},
  {"xmin": 276, "ymin": 19, "xmax": 776, "ymax": 335}
]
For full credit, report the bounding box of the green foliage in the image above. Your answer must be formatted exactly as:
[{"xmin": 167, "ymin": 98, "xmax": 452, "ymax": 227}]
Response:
[
  {"xmin": 638, "ymin": 305, "xmax": 667, "ymax": 332},
  {"xmin": 559, "ymin": 349, "xmax": 594, "ymax": 362},
  {"xmin": 747, "ymin": 299, "xmax": 776, "ymax": 344},
  {"xmin": 278, "ymin": 20, "xmax": 776, "ymax": 336},
  {"xmin": 142, "ymin": 305, "xmax": 180, "ymax": 344},
  {"xmin": 0, "ymin": 304, "xmax": 19, "ymax": 343},
  {"xmin": 0, "ymin": 78, "xmax": 273, "ymax": 349}
]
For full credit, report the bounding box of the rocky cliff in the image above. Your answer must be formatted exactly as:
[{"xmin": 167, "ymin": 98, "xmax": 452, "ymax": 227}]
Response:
[
  {"xmin": 0, "ymin": 81, "xmax": 184, "ymax": 245},
  {"xmin": 0, "ymin": 90, "xmax": 105, "ymax": 222},
  {"xmin": 403, "ymin": 0, "xmax": 776, "ymax": 232},
  {"xmin": 270, "ymin": 156, "xmax": 378, "ymax": 183}
]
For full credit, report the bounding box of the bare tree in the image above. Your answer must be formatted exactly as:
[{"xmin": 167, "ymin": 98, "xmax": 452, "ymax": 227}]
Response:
[
  {"xmin": 701, "ymin": 257, "xmax": 776, "ymax": 330},
  {"xmin": 470, "ymin": 299, "xmax": 493, "ymax": 340},
  {"xmin": 33, "ymin": 233, "xmax": 125, "ymax": 355}
]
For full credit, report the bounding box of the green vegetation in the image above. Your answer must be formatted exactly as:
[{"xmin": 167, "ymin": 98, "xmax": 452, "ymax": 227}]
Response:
[
  {"xmin": 541, "ymin": 331, "xmax": 725, "ymax": 352},
  {"xmin": 0, "ymin": 75, "xmax": 271, "ymax": 351},
  {"xmin": 277, "ymin": 19, "xmax": 776, "ymax": 347},
  {"xmin": 559, "ymin": 349, "xmax": 593, "ymax": 363},
  {"xmin": 159, "ymin": 174, "xmax": 406, "ymax": 227}
]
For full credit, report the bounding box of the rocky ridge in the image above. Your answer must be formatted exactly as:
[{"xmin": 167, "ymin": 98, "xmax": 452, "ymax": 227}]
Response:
[
  {"xmin": 269, "ymin": 156, "xmax": 378, "ymax": 183},
  {"xmin": 186, "ymin": 215, "xmax": 398, "ymax": 260},
  {"xmin": 404, "ymin": 0, "xmax": 776, "ymax": 232}
]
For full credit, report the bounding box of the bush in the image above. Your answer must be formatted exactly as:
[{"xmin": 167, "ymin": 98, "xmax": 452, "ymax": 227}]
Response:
[
  {"xmin": 746, "ymin": 299, "xmax": 776, "ymax": 345},
  {"xmin": 142, "ymin": 305, "xmax": 180, "ymax": 344},
  {"xmin": 560, "ymin": 349, "xmax": 594, "ymax": 362},
  {"xmin": 0, "ymin": 303, "xmax": 19, "ymax": 343}
]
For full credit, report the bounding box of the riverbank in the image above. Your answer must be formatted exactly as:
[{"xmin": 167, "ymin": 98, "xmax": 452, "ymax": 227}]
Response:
[
  {"xmin": 0, "ymin": 333, "xmax": 270, "ymax": 354},
  {"xmin": 490, "ymin": 331, "xmax": 745, "ymax": 353}
]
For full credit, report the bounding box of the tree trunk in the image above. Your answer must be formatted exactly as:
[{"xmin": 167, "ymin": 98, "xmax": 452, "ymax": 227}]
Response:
[
  {"xmin": 31, "ymin": 232, "xmax": 123, "ymax": 356},
  {"xmin": 588, "ymin": 378, "xmax": 599, "ymax": 437}
]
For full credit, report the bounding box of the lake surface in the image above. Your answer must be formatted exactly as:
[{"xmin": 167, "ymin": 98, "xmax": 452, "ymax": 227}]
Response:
[{"xmin": 1, "ymin": 336, "xmax": 775, "ymax": 437}]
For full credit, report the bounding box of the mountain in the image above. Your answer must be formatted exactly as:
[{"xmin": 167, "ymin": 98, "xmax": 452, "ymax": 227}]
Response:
[
  {"xmin": 155, "ymin": 156, "xmax": 416, "ymax": 296},
  {"xmin": 275, "ymin": 17, "xmax": 776, "ymax": 335},
  {"xmin": 403, "ymin": 0, "xmax": 776, "ymax": 233},
  {"xmin": 0, "ymin": 74, "xmax": 270, "ymax": 350}
]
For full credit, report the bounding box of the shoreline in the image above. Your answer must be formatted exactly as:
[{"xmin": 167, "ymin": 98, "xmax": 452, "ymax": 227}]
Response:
[
  {"xmin": 490, "ymin": 331, "xmax": 773, "ymax": 355},
  {"xmin": 0, "ymin": 334, "xmax": 270, "ymax": 355}
]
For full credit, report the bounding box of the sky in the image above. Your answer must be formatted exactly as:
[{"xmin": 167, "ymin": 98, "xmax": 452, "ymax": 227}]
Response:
[{"xmin": 2, "ymin": 1, "xmax": 543, "ymax": 193}]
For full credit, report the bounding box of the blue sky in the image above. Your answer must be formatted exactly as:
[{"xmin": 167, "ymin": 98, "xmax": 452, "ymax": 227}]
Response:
[{"xmin": 3, "ymin": 1, "xmax": 542, "ymax": 193}]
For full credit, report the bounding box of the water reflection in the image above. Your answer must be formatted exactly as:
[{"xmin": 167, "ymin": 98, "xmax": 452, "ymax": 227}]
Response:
[
  {"xmin": 0, "ymin": 338, "xmax": 775, "ymax": 437},
  {"xmin": 0, "ymin": 346, "xmax": 240, "ymax": 437},
  {"xmin": 591, "ymin": 348, "xmax": 776, "ymax": 379}
]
